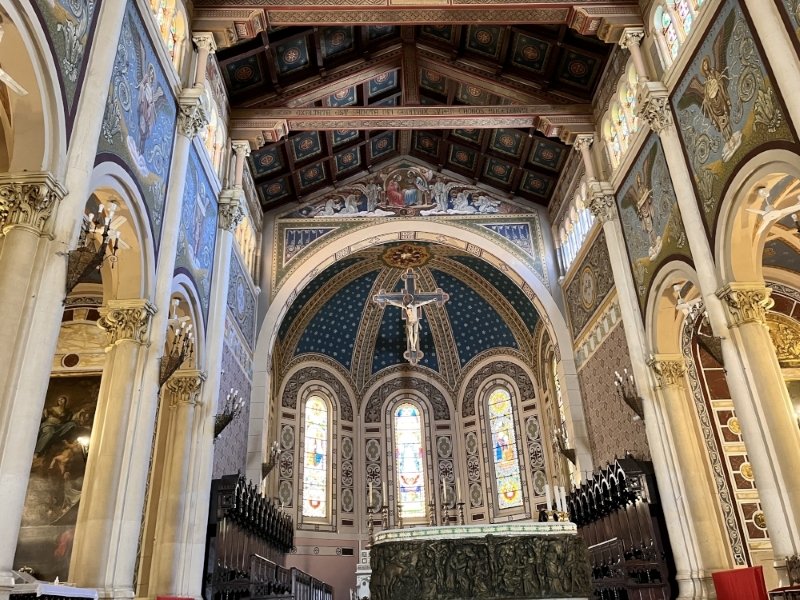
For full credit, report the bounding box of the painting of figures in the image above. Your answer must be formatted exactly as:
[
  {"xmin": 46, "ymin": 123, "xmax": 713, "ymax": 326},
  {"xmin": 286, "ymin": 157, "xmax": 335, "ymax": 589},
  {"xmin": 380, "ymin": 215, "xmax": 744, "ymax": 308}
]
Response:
[
  {"xmin": 285, "ymin": 164, "xmax": 524, "ymax": 219},
  {"xmin": 98, "ymin": 1, "xmax": 176, "ymax": 248},
  {"xmin": 672, "ymin": 0, "xmax": 795, "ymax": 233},
  {"xmin": 616, "ymin": 134, "xmax": 692, "ymax": 311},
  {"xmin": 14, "ymin": 376, "xmax": 101, "ymax": 581}
]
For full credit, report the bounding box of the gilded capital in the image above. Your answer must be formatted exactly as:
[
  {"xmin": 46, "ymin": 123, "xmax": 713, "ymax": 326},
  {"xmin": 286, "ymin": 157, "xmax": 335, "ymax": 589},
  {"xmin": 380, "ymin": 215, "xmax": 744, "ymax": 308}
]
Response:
[
  {"xmin": 648, "ymin": 356, "xmax": 686, "ymax": 388},
  {"xmin": 98, "ymin": 299, "xmax": 157, "ymax": 345},
  {"xmin": 716, "ymin": 283, "xmax": 774, "ymax": 326},
  {"xmin": 0, "ymin": 171, "xmax": 66, "ymax": 234},
  {"xmin": 619, "ymin": 27, "xmax": 645, "ymax": 51},
  {"xmin": 177, "ymin": 96, "xmax": 208, "ymax": 139},
  {"xmin": 218, "ymin": 194, "xmax": 245, "ymax": 231},
  {"xmin": 636, "ymin": 81, "xmax": 673, "ymax": 134},
  {"xmin": 588, "ymin": 191, "xmax": 617, "ymax": 223},
  {"xmin": 167, "ymin": 369, "xmax": 206, "ymax": 407}
]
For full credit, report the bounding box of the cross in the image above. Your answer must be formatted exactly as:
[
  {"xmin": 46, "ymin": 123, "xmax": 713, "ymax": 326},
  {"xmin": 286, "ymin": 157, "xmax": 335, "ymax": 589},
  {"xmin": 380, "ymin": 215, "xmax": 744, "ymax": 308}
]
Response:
[{"xmin": 373, "ymin": 268, "xmax": 449, "ymax": 365}]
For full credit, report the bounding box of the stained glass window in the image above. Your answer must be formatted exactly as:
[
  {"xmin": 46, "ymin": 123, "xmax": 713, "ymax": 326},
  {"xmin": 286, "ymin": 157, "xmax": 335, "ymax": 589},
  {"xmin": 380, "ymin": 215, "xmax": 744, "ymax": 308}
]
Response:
[
  {"xmin": 676, "ymin": 0, "xmax": 694, "ymax": 34},
  {"xmin": 659, "ymin": 7, "xmax": 680, "ymax": 60},
  {"xmin": 488, "ymin": 388, "xmax": 523, "ymax": 509},
  {"xmin": 302, "ymin": 396, "xmax": 328, "ymax": 519},
  {"xmin": 394, "ymin": 403, "xmax": 426, "ymax": 519}
]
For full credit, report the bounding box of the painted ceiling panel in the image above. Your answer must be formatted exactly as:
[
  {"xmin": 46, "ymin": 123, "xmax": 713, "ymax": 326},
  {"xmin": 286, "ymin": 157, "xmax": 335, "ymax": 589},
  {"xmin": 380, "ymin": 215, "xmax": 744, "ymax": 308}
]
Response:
[{"xmin": 295, "ymin": 270, "xmax": 381, "ymax": 369}]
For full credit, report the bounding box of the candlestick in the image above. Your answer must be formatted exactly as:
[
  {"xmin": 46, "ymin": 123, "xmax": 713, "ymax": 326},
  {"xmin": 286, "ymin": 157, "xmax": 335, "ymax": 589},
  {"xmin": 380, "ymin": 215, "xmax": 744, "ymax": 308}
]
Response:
[
  {"xmin": 456, "ymin": 477, "xmax": 462, "ymax": 503},
  {"xmin": 456, "ymin": 501, "xmax": 466, "ymax": 526},
  {"xmin": 545, "ymin": 484, "xmax": 552, "ymax": 511},
  {"xmin": 441, "ymin": 478, "xmax": 447, "ymax": 503},
  {"xmin": 382, "ymin": 481, "xmax": 387, "ymax": 505},
  {"xmin": 369, "ymin": 482, "xmax": 373, "ymax": 506}
]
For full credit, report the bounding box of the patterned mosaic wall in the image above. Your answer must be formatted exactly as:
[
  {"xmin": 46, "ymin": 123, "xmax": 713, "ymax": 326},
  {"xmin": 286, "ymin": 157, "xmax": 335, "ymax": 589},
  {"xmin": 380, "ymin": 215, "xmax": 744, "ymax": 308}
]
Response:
[
  {"xmin": 32, "ymin": 0, "xmax": 101, "ymax": 133},
  {"xmin": 779, "ymin": 0, "xmax": 800, "ymax": 45},
  {"xmin": 563, "ymin": 230, "xmax": 614, "ymax": 340},
  {"xmin": 576, "ymin": 323, "xmax": 650, "ymax": 466},
  {"xmin": 176, "ymin": 146, "xmax": 218, "ymax": 324},
  {"xmin": 227, "ymin": 249, "xmax": 257, "ymax": 350},
  {"xmin": 672, "ymin": 0, "xmax": 797, "ymax": 237},
  {"xmin": 616, "ymin": 134, "xmax": 692, "ymax": 313},
  {"xmin": 212, "ymin": 316, "xmax": 253, "ymax": 479},
  {"xmin": 98, "ymin": 1, "xmax": 176, "ymax": 250}
]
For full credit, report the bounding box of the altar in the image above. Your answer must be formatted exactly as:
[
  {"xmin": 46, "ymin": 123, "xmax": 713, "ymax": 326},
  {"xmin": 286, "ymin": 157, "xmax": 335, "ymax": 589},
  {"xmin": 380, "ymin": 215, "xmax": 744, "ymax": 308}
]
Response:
[{"xmin": 363, "ymin": 521, "xmax": 591, "ymax": 600}]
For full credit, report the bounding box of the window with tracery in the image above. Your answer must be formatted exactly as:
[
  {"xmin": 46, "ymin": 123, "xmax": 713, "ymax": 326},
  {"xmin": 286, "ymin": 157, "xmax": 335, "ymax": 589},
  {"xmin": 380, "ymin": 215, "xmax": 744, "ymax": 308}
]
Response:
[
  {"xmin": 302, "ymin": 396, "xmax": 329, "ymax": 519},
  {"xmin": 393, "ymin": 402, "xmax": 427, "ymax": 519},
  {"xmin": 603, "ymin": 62, "xmax": 642, "ymax": 172},
  {"xmin": 487, "ymin": 387, "xmax": 523, "ymax": 510},
  {"xmin": 148, "ymin": 0, "xmax": 185, "ymax": 69},
  {"xmin": 652, "ymin": 0, "xmax": 707, "ymax": 69},
  {"xmin": 555, "ymin": 176, "xmax": 595, "ymax": 274}
]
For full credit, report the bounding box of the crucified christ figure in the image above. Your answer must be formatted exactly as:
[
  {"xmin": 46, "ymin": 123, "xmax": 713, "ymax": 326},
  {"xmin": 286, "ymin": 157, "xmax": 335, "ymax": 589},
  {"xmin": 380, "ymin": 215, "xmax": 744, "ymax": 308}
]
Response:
[{"xmin": 373, "ymin": 268, "xmax": 449, "ymax": 365}]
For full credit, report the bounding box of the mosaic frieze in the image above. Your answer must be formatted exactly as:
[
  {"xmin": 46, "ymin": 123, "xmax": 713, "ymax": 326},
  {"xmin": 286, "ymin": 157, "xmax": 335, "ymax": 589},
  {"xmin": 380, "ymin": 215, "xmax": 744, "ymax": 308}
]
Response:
[
  {"xmin": 563, "ymin": 230, "xmax": 614, "ymax": 339},
  {"xmin": 364, "ymin": 376, "xmax": 450, "ymax": 423},
  {"xmin": 616, "ymin": 134, "xmax": 692, "ymax": 312},
  {"xmin": 672, "ymin": 0, "xmax": 796, "ymax": 235},
  {"xmin": 280, "ymin": 365, "xmax": 354, "ymax": 422},
  {"xmin": 213, "ymin": 333, "xmax": 252, "ymax": 479},
  {"xmin": 98, "ymin": 1, "xmax": 176, "ymax": 248},
  {"xmin": 461, "ymin": 360, "xmax": 535, "ymax": 418},
  {"xmin": 175, "ymin": 147, "xmax": 218, "ymax": 323},
  {"xmin": 779, "ymin": 0, "xmax": 800, "ymax": 45}
]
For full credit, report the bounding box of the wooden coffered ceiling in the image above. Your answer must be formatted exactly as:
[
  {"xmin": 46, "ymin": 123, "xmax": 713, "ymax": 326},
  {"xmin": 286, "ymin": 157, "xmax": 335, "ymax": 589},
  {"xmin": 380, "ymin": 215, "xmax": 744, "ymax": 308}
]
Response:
[{"xmin": 215, "ymin": 18, "xmax": 624, "ymax": 211}]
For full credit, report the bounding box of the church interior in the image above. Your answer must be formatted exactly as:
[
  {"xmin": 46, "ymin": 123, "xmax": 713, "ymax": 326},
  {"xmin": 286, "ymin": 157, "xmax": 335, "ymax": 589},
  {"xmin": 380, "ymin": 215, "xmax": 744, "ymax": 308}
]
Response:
[{"xmin": 1, "ymin": 0, "xmax": 800, "ymax": 598}]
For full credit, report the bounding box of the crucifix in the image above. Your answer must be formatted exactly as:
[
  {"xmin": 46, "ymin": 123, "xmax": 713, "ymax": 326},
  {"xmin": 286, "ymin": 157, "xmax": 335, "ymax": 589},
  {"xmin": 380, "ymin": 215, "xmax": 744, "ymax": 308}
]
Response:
[{"xmin": 373, "ymin": 268, "xmax": 449, "ymax": 365}]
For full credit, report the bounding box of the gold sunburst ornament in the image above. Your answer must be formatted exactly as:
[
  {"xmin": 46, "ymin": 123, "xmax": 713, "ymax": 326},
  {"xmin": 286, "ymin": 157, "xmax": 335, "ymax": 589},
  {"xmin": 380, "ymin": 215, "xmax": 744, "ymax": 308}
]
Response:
[{"xmin": 382, "ymin": 243, "xmax": 430, "ymax": 269}]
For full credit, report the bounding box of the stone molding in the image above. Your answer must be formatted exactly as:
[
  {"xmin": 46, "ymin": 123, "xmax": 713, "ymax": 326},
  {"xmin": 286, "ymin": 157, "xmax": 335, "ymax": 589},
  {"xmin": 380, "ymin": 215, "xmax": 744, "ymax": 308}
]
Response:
[
  {"xmin": 98, "ymin": 299, "xmax": 157, "ymax": 345},
  {"xmin": 647, "ymin": 355, "xmax": 687, "ymax": 388},
  {"xmin": 218, "ymin": 193, "xmax": 245, "ymax": 231},
  {"xmin": 167, "ymin": 369, "xmax": 207, "ymax": 406},
  {"xmin": 636, "ymin": 81, "xmax": 673, "ymax": 134},
  {"xmin": 587, "ymin": 181, "xmax": 617, "ymax": 222},
  {"xmin": 716, "ymin": 283, "xmax": 775, "ymax": 327},
  {"xmin": 0, "ymin": 171, "xmax": 66, "ymax": 234},
  {"xmin": 619, "ymin": 27, "xmax": 645, "ymax": 50},
  {"xmin": 177, "ymin": 91, "xmax": 208, "ymax": 139}
]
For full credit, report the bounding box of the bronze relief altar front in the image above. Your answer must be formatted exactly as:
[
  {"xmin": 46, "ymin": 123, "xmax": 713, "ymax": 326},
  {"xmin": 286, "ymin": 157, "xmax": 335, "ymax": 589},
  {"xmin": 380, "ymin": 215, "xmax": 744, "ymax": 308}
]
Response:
[{"xmin": 369, "ymin": 533, "xmax": 591, "ymax": 600}]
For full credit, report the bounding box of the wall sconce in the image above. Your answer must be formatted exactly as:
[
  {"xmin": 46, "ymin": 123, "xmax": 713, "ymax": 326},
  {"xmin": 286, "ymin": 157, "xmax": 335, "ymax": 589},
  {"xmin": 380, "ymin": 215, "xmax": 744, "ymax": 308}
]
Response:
[
  {"xmin": 614, "ymin": 369, "xmax": 644, "ymax": 421},
  {"xmin": 673, "ymin": 281, "xmax": 725, "ymax": 365},
  {"xmin": 76, "ymin": 435, "xmax": 90, "ymax": 461},
  {"xmin": 554, "ymin": 427, "xmax": 576, "ymax": 465},
  {"xmin": 261, "ymin": 440, "xmax": 281, "ymax": 480},
  {"xmin": 214, "ymin": 389, "xmax": 244, "ymax": 439},
  {"xmin": 159, "ymin": 299, "xmax": 194, "ymax": 388},
  {"xmin": 66, "ymin": 201, "xmax": 122, "ymax": 295}
]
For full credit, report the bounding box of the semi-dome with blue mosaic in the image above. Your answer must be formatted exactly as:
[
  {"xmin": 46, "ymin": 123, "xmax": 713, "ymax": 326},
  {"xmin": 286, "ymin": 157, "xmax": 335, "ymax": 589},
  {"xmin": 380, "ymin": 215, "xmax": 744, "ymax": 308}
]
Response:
[{"xmin": 278, "ymin": 243, "xmax": 540, "ymax": 378}]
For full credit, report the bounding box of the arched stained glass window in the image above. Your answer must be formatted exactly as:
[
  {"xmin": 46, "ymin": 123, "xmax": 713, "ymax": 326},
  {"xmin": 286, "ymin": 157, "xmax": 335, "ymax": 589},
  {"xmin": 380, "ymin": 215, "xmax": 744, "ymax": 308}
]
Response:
[
  {"xmin": 487, "ymin": 388, "xmax": 523, "ymax": 509},
  {"xmin": 657, "ymin": 6, "xmax": 681, "ymax": 60},
  {"xmin": 676, "ymin": 0, "xmax": 694, "ymax": 34},
  {"xmin": 302, "ymin": 396, "xmax": 329, "ymax": 518},
  {"xmin": 394, "ymin": 403, "xmax": 426, "ymax": 519}
]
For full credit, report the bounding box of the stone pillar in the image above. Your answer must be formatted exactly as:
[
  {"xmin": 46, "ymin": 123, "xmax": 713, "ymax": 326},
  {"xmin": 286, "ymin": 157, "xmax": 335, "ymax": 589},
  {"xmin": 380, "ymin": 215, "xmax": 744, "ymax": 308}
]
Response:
[
  {"xmin": 619, "ymin": 27, "xmax": 648, "ymax": 81},
  {"xmin": 638, "ymin": 83, "xmax": 800, "ymax": 583},
  {"xmin": 587, "ymin": 192, "xmax": 712, "ymax": 599},
  {"xmin": 149, "ymin": 370, "xmax": 206, "ymax": 598},
  {"xmin": 191, "ymin": 33, "xmax": 217, "ymax": 89},
  {"xmin": 648, "ymin": 355, "xmax": 733, "ymax": 595},
  {"xmin": 69, "ymin": 300, "xmax": 156, "ymax": 600},
  {"xmin": 0, "ymin": 173, "xmax": 65, "ymax": 595},
  {"xmin": 184, "ymin": 192, "xmax": 245, "ymax": 594},
  {"xmin": 573, "ymin": 134, "xmax": 596, "ymax": 181}
]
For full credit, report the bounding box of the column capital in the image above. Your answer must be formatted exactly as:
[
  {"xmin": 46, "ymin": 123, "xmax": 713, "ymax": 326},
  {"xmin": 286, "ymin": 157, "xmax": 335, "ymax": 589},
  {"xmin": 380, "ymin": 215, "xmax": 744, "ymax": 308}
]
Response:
[
  {"xmin": 647, "ymin": 355, "xmax": 687, "ymax": 388},
  {"xmin": 0, "ymin": 171, "xmax": 66, "ymax": 234},
  {"xmin": 619, "ymin": 27, "xmax": 646, "ymax": 50},
  {"xmin": 177, "ymin": 90, "xmax": 208, "ymax": 139},
  {"xmin": 716, "ymin": 282, "xmax": 775, "ymax": 326},
  {"xmin": 231, "ymin": 140, "xmax": 252, "ymax": 159},
  {"xmin": 98, "ymin": 299, "xmax": 157, "ymax": 345},
  {"xmin": 218, "ymin": 193, "xmax": 245, "ymax": 231},
  {"xmin": 636, "ymin": 81, "xmax": 673, "ymax": 134},
  {"xmin": 573, "ymin": 133, "xmax": 594, "ymax": 153},
  {"xmin": 166, "ymin": 369, "xmax": 206, "ymax": 406},
  {"xmin": 192, "ymin": 32, "xmax": 217, "ymax": 55},
  {"xmin": 587, "ymin": 181, "xmax": 618, "ymax": 222}
]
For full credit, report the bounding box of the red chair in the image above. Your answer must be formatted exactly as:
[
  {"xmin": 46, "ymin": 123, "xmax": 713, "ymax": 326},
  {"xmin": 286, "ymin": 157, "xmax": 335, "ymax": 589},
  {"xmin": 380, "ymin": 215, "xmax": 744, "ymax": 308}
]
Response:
[{"xmin": 712, "ymin": 566, "xmax": 769, "ymax": 600}]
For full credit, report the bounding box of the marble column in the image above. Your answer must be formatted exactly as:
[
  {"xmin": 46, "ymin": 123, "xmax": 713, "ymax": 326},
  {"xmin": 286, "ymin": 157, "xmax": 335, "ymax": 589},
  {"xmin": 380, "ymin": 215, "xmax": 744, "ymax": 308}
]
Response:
[
  {"xmin": 648, "ymin": 355, "xmax": 733, "ymax": 596},
  {"xmin": 619, "ymin": 27, "xmax": 648, "ymax": 82},
  {"xmin": 638, "ymin": 83, "xmax": 800, "ymax": 583},
  {"xmin": 69, "ymin": 300, "xmax": 156, "ymax": 600},
  {"xmin": 191, "ymin": 32, "xmax": 217, "ymax": 89},
  {"xmin": 0, "ymin": 173, "xmax": 65, "ymax": 595},
  {"xmin": 149, "ymin": 370, "xmax": 206, "ymax": 598},
  {"xmin": 587, "ymin": 190, "xmax": 707, "ymax": 598}
]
